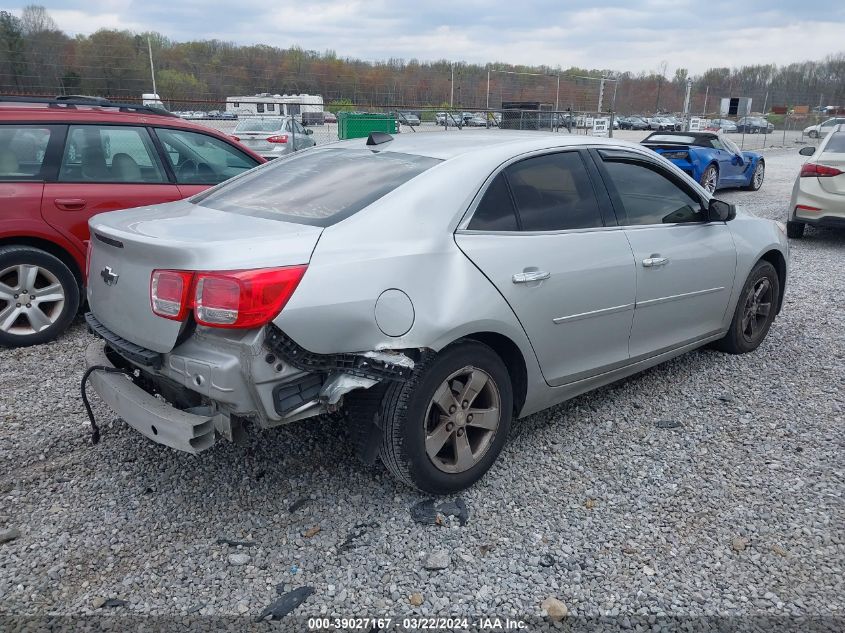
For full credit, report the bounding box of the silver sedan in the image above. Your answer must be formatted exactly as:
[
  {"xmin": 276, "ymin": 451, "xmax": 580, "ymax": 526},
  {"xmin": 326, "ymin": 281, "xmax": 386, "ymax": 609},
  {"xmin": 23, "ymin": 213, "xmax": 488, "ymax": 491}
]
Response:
[{"xmin": 84, "ymin": 131, "xmax": 789, "ymax": 493}]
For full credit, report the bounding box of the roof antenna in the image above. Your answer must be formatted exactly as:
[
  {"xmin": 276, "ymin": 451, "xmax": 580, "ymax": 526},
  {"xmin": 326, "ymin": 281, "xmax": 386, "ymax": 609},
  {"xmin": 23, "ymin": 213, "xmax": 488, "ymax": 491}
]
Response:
[{"xmin": 366, "ymin": 132, "xmax": 393, "ymax": 146}]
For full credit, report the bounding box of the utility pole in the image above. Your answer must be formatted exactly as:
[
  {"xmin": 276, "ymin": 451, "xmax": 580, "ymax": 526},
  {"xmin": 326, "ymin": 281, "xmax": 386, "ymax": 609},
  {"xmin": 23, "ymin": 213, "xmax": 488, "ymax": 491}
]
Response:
[
  {"xmin": 702, "ymin": 86, "xmax": 709, "ymax": 116},
  {"xmin": 147, "ymin": 36, "xmax": 157, "ymax": 96},
  {"xmin": 682, "ymin": 77, "xmax": 692, "ymax": 129},
  {"xmin": 450, "ymin": 62, "xmax": 454, "ymax": 108},
  {"xmin": 555, "ymin": 74, "xmax": 560, "ymax": 112},
  {"xmin": 486, "ymin": 69, "xmax": 490, "ymax": 110},
  {"xmin": 597, "ymin": 77, "xmax": 605, "ymax": 113}
]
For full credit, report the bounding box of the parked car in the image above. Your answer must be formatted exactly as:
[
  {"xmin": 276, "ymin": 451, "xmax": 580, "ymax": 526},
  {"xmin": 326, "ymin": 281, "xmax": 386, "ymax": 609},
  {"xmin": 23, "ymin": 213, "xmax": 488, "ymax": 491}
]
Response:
[
  {"xmin": 0, "ymin": 96, "xmax": 264, "ymax": 347},
  {"xmin": 436, "ymin": 112, "xmax": 463, "ymax": 126},
  {"xmin": 736, "ymin": 117, "xmax": 774, "ymax": 134},
  {"xmin": 802, "ymin": 117, "xmax": 845, "ymax": 139},
  {"xmin": 649, "ymin": 117, "xmax": 678, "ymax": 131},
  {"xmin": 641, "ymin": 131, "xmax": 765, "ymax": 193},
  {"xmin": 787, "ymin": 125, "xmax": 845, "ymax": 238},
  {"xmin": 466, "ymin": 115, "xmax": 487, "ymax": 127},
  {"xmin": 620, "ymin": 116, "xmax": 649, "ymax": 130},
  {"xmin": 706, "ymin": 119, "xmax": 738, "ymax": 133},
  {"xmin": 323, "ymin": 111, "xmax": 338, "ymax": 124},
  {"xmin": 83, "ymin": 131, "xmax": 788, "ymax": 493},
  {"xmin": 231, "ymin": 117, "xmax": 316, "ymax": 159},
  {"xmin": 394, "ymin": 112, "xmax": 421, "ymax": 127}
]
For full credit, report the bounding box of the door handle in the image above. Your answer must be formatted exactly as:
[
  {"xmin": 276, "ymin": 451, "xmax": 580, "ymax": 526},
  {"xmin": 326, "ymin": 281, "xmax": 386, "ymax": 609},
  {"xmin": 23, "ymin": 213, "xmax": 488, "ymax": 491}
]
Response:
[
  {"xmin": 54, "ymin": 198, "xmax": 87, "ymax": 211},
  {"xmin": 512, "ymin": 270, "xmax": 551, "ymax": 283},
  {"xmin": 642, "ymin": 256, "xmax": 668, "ymax": 268}
]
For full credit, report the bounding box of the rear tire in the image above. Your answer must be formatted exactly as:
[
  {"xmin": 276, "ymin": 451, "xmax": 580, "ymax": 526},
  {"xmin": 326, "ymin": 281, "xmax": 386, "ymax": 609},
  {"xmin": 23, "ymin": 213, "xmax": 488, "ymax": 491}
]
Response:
[
  {"xmin": 378, "ymin": 340, "xmax": 513, "ymax": 494},
  {"xmin": 713, "ymin": 260, "xmax": 779, "ymax": 355},
  {"xmin": 786, "ymin": 220, "xmax": 805, "ymax": 239},
  {"xmin": 700, "ymin": 164, "xmax": 719, "ymax": 194},
  {"xmin": 0, "ymin": 246, "xmax": 79, "ymax": 348}
]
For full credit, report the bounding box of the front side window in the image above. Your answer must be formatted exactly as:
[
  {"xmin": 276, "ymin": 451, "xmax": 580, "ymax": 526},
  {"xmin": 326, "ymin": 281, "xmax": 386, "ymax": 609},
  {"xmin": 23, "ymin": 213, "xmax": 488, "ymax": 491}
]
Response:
[
  {"xmin": 602, "ymin": 158, "xmax": 704, "ymax": 225},
  {"xmin": 155, "ymin": 128, "xmax": 258, "ymax": 185},
  {"xmin": 0, "ymin": 125, "xmax": 52, "ymax": 179},
  {"xmin": 504, "ymin": 152, "xmax": 602, "ymax": 231},
  {"xmin": 59, "ymin": 125, "xmax": 165, "ymax": 183},
  {"xmin": 194, "ymin": 148, "xmax": 441, "ymax": 227}
]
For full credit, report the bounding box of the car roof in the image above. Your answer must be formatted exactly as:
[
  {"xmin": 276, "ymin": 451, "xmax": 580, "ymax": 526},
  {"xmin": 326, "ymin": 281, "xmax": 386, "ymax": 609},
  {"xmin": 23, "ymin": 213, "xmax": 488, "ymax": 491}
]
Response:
[
  {"xmin": 644, "ymin": 131, "xmax": 719, "ymax": 141},
  {"xmin": 327, "ymin": 130, "xmax": 641, "ymax": 160},
  {"xmin": 0, "ymin": 102, "xmax": 219, "ymax": 131}
]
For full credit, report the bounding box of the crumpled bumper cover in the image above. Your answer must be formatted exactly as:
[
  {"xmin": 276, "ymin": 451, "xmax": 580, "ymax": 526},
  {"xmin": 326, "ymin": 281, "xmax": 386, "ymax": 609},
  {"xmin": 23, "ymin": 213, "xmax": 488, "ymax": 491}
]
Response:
[{"xmin": 85, "ymin": 342, "xmax": 216, "ymax": 453}]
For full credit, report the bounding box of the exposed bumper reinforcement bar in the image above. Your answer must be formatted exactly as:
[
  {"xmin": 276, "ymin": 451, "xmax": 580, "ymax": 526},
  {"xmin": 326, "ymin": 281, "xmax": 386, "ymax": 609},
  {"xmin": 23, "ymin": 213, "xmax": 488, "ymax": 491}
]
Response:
[
  {"xmin": 84, "ymin": 342, "xmax": 216, "ymax": 453},
  {"xmin": 265, "ymin": 325, "xmax": 413, "ymax": 382}
]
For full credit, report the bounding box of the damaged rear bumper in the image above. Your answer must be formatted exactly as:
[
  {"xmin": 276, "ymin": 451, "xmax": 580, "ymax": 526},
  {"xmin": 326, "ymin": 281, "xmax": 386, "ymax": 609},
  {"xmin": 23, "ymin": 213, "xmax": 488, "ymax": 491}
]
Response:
[{"xmin": 85, "ymin": 342, "xmax": 216, "ymax": 453}]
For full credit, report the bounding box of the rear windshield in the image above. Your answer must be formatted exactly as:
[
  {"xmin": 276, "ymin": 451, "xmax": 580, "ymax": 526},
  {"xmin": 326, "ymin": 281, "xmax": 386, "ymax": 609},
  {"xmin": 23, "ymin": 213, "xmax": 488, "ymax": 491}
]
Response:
[
  {"xmin": 825, "ymin": 132, "xmax": 845, "ymax": 153},
  {"xmin": 194, "ymin": 148, "xmax": 442, "ymax": 226},
  {"xmin": 234, "ymin": 118, "xmax": 285, "ymax": 132}
]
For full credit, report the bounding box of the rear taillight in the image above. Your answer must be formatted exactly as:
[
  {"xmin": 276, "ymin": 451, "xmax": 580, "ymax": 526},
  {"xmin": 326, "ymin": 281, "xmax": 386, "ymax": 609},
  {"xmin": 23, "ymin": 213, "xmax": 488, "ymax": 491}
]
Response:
[
  {"xmin": 194, "ymin": 267, "xmax": 307, "ymax": 328},
  {"xmin": 800, "ymin": 163, "xmax": 843, "ymax": 177},
  {"xmin": 795, "ymin": 204, "xmax": 821, "ymax": 213},
  {"xmin": 149, "ymin": 266, "xmax": 307, "ymax": 328},
  {"xmin": 266, "ymin": 134, "xmax": 288, "ymax": 144},
  {"xmin": 230, "ymin": 135, "xmax": 240, "ymax": 142},
  {"xmin": 151, "ymin": 270, "xmax": 194, "ymax": 320}
]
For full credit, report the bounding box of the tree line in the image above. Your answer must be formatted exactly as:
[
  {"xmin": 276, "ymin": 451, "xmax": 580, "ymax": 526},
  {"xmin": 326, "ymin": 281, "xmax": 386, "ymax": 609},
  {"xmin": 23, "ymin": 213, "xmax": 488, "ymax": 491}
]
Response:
[{"xmin": 1, "ymin": 5, "xmax": 843, "ymax": 114}]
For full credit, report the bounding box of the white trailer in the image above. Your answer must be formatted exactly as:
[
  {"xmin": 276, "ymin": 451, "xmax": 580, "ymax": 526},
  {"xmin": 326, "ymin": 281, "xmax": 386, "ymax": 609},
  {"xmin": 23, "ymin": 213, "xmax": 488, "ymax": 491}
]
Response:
[{"xmin": 225, "ymin": 93, "xmax": 324, "ymax": 119}]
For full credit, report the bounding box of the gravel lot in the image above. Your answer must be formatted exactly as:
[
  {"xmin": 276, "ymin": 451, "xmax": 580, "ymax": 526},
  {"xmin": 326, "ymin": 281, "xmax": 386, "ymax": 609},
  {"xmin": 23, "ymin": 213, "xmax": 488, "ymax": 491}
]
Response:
[{"xmin": 1, "ymin": 147, "xmax": 843, "ymax": 629}]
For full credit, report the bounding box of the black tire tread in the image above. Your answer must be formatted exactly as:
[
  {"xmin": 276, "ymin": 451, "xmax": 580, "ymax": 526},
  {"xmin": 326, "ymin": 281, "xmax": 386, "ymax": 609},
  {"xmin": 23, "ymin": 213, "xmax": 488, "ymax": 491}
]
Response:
[
  {"xmin": 713, "ymin": 260, "xmax": 778, "ymax": 355},
  {"xmin": 786, "ymin": 220, "xmax": 805, "ymax": 239}
]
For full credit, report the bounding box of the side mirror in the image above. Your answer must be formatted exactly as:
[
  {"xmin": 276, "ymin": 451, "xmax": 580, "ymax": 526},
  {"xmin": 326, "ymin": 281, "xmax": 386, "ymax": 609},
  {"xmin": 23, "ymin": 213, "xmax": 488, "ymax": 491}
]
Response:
[
  {"xmin": 799, "ymin": 146, "xmax": 816, "ymax": 156},
  {"xmin": 306, "ymin": 128, "xmax": 313, "ymax": 135},
  {"xmin": 708, "ymin": 198, "xmax": 736, "ymax": 222}
]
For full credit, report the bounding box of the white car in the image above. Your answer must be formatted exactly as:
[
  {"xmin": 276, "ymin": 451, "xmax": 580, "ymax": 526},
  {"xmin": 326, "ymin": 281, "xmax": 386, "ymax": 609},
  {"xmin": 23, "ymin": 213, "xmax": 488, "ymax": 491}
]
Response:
[
  {"xmin": 788, "ymin": 125, "xmax": 845, "ymax": 238},
  {"xmin": 803, "ymin": 117, "xmax": 845, "ymax": 139}
]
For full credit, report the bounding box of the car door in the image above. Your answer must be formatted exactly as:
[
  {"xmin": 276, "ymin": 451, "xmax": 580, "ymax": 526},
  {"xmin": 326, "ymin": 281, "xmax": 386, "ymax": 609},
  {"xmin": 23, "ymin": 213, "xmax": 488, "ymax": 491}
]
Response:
[
  {"xmin": 152, "ymin": 127, "xmax": 260, "ymax": 197},
  {"xmin": 41, "ymin": 124, "xmax": 180, "ymax": 250},
  {"xmin": 716, "ymin": 137, "xmax": 748, "ymax": 186},
  {"xmin": 455, "ymin": 149, "xmax": 637, "ymax": 386},
  {"xmin": 594, "ymin": 149, "xmax": 736, "ymax": 358}
]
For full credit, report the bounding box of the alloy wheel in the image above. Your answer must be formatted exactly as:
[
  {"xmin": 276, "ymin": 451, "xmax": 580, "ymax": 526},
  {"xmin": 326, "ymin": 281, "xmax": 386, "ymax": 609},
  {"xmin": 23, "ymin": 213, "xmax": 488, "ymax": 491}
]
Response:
[
  {"xmin": 702, "ymin": 167, "xmax": 718, "ymax": 193},
  {"xmin": 423, "ymin": 366, "xmax": 502, "ymax": 474},
  {"xmin": 753, "ymin": 162, "xmax": 765, "ymax": 188},
  {"xmin": 740, "ymin": 278, "xmax": 772, "ymax": 343},
  {"xmin": 0, "ymin": 264, "xmax": 66, "ymax": 335}
]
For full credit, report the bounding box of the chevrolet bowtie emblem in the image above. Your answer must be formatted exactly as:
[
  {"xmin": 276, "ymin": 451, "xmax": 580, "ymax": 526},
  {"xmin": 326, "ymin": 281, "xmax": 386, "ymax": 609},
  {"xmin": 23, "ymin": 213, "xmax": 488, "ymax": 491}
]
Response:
[{"xmin": 100, "ymin": 266, "xmax": 119, "ymax": 286}]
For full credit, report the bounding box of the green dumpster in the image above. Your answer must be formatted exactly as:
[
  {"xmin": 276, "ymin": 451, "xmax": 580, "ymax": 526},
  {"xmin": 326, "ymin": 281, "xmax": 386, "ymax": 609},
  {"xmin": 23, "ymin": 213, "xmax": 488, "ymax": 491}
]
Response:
[{"xmin": 337, "ymin": 112, "xmax": 399, "ymax": 140}]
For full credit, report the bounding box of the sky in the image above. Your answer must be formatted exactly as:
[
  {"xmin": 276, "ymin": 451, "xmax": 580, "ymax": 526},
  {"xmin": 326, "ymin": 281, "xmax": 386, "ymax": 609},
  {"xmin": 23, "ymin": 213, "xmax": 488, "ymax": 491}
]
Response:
[{"xmin": 11, "ymin": 1, "xmax": 845, "ymax": 75}]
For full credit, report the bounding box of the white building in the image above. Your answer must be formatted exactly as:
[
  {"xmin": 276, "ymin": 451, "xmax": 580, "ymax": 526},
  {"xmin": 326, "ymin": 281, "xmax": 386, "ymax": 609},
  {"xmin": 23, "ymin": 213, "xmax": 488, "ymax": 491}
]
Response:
[{"xmin": 225, "ymin": 93, "xmax": 324, "ymax": 118}]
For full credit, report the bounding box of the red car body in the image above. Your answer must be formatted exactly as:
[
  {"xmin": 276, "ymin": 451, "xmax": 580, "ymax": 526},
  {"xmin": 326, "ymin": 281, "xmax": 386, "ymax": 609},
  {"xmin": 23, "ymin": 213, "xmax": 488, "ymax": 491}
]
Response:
[{"xmin": 0, "ymin": 102, "xmax": 265, "ymax": 281}]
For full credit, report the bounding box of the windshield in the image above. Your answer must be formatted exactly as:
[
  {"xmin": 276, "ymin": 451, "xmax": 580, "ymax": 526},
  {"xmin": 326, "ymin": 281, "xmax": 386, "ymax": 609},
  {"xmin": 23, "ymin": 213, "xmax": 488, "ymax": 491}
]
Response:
[
  {"xmin": 194, "ymin": 148, "xmax": 442, "ymax": 227},
  {"xmin": 234, "ymin": 118, "xmax": 286, "ymax": 132},
  {"xmin": 648, "ymin": 134, "xmax": 696, "ymax": 143}
]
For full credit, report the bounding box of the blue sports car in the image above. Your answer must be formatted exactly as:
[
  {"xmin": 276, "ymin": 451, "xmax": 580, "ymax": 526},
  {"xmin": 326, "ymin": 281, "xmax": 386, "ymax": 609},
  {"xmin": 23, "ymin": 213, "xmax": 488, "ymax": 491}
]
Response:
[{"xmin": 641, "ymin": 131, "xmax": 765, "ymax": 193}]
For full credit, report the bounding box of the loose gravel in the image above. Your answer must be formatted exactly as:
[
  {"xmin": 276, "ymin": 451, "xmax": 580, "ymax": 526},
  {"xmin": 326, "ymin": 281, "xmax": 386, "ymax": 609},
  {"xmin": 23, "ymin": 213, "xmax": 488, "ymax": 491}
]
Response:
[{"xmin": 1, "ymin": 147, "xmax": 843, "ymax": 628}]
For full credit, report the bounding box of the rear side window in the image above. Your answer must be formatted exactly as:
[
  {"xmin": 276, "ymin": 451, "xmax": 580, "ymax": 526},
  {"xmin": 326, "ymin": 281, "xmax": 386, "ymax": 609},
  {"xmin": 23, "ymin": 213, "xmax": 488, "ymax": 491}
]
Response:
[
  {"xmin": 194, "ymin": 148, "xmax": 441, "ymax": 226},
  {"xmin": 504, "ymin": 152, "xmax": 602, "ymax": 231},
  {"xmin": 59, "ymin": 125, "xmax": 165, "ymax": 183},
  {"xmin": 468, "ymin": 173, "xmax": 518, "ymax": 231},
  {"xmin": 0, "ymin": 126, "xmax": 52, "ymax": 180},
  {"xmin": 602, "ymin": 159, "xmax": 704, "ymax": 225},
  {"xmin": 825, "ymin": 132, "xmax": 845, "ymax": 153},
  {"xmin": 235, "ymin": 118, "xmax": 285, "ymax": 133},
  {"xmin": 155, "ymin": 128, "xmax": 257, "ymax": 185}
]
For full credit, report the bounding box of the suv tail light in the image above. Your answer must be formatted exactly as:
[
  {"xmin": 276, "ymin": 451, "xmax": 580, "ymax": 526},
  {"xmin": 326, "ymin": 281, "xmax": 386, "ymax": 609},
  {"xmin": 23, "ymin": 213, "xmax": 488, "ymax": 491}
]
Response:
[
  {"xmin": 150, "ymin": 266, "xmax": 307, "ymax": 328},
  {"xmin": 151, "ymin": 270, "xmax": 194, "ymax": 320},
  {"xmin": 266, "ymin": 134, "xmax": 288, "ymax": 144},
  {"xmin": 800, "ymin": 163, "xmax": 843, "ymax": 177}
]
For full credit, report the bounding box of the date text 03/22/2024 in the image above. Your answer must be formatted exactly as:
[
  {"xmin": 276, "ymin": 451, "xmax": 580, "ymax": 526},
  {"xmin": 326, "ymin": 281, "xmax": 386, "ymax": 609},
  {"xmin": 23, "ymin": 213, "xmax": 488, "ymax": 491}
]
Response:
[{"xmin": 306, "ymin": 617, "xmax": 528, "ymax": 630}]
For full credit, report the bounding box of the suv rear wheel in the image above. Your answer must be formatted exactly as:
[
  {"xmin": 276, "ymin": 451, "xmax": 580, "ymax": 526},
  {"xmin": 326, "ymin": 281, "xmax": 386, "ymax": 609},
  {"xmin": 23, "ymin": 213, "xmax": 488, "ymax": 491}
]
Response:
[
  {"xmin": 378, "ymin": 340, "xmax": 513, "ymax": 494},
  {"xmin": 0, "ymin": 246, "xmax": 79, "ymax": 347}
]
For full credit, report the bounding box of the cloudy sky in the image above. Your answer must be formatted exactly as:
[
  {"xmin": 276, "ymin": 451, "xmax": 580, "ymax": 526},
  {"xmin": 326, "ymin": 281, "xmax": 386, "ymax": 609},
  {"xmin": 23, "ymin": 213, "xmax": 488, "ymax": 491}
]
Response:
[{"xmin": 12, "ymin": 1, "xmax": 845, "ymax": 74}]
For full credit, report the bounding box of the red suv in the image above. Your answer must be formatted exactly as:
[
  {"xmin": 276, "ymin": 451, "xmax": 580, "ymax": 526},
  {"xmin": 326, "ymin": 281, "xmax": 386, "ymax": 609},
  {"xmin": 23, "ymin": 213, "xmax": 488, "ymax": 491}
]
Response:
[{"xmin": 0, "ymin": 96, "xmax": 264, "ymax": 347}]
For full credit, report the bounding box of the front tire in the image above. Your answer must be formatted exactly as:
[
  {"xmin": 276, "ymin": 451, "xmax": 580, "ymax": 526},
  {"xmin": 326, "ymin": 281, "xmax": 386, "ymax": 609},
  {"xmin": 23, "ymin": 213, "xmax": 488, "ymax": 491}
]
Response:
[
  {"xmin": 744, "ymin": 160, "xmax": 765, "ymax": 191},
  {"xmin": 0, "ymin": 246, "xmax": 79, "ymax": 348},
  {"xmin": 786, "ymin": 220, "xmax": 805, "ymax": 239},
  {"xmin": 379, "ymin": 340, "xmax": 513, "ymax": 494},
  {"xmin": 713, "ymin": 260, "xmax": 779, "ymax": 355},
  {"xmin": 700, "ymin": 164, "xmax": 719, "ymax": 194}
]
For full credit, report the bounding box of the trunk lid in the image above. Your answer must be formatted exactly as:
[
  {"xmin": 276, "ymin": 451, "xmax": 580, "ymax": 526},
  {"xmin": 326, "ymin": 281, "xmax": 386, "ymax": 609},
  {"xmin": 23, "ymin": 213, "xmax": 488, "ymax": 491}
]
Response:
[
  {"xmin": 816, "ymin": 152, "xmax": 845, "ymax": 195},
  {"xmin": 237, "ymin": 132, "xmax": 280, "ymax": 152},
  {"xmin": 87, "ymin": 199, "xmax": 322, "ymax": 353}
]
